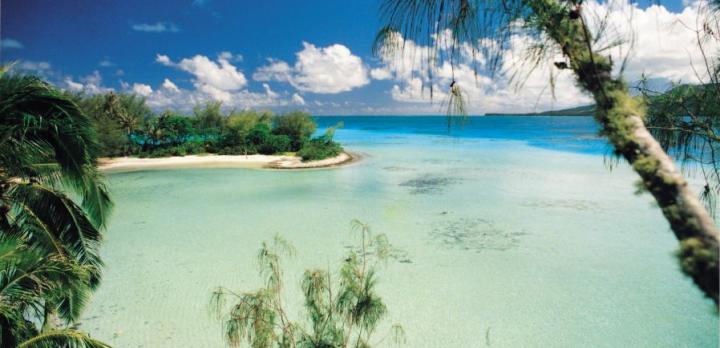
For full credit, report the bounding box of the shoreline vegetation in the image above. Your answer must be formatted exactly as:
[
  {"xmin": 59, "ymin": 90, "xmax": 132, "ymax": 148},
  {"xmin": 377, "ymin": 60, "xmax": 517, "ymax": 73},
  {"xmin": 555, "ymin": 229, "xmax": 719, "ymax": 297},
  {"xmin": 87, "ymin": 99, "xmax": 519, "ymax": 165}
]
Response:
[
  {"xmin": 98, "ymin": 151, "xmax": 356, "ymax": 172},
  {"xmin": 74, "ymin": 93, "xmax": 345, "ymax": 165}
]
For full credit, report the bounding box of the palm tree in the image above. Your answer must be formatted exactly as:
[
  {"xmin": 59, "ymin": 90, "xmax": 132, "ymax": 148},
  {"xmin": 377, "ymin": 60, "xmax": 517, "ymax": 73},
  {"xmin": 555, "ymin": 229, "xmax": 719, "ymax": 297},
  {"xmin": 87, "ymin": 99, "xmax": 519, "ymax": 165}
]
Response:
[
  {"xmin": 103, "ymin": 92, "xmax": 140, "ymax": 155},
  {"xmin": 0, "ymin": 74, "xmax": 113, "ymax": 346},
  {"xmin": 375, "ymin": 0, "xmax": 719, "ymax": 303},
  {"xmin": 0, "ymin": 237, "xmax": 110, "ymax": 348}
]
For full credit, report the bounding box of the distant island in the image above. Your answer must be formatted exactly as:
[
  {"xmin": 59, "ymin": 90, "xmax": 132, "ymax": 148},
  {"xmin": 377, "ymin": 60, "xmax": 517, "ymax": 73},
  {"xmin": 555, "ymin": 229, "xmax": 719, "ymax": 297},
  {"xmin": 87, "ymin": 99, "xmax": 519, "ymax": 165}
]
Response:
[
  {"xmin": 485, "ymin": 83, "xmax": 715, "ymax": 117},
  {"xmin": 484, "ymin": 104, "xmax": 595, "ymax": 116}
]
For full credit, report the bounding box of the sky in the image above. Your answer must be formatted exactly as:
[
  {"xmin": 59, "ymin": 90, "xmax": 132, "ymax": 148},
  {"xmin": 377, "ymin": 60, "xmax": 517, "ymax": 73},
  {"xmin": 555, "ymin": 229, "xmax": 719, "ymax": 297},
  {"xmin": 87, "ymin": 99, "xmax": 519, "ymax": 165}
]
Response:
[{"xmin": 0, "ymin": 0, "xmax": 713, "ymax": 115}]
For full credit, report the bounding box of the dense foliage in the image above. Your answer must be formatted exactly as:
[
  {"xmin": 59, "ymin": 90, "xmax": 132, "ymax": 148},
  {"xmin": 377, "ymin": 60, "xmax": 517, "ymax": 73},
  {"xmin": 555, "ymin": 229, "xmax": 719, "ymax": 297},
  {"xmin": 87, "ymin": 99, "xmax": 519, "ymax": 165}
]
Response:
[
  {"xmin": 70, "ymin": 92, "xmax": 343, "ymax": 161},
  {"xmin": 0, "ymin": 74, "xmax": 112, "ymax": 347},
  {"xmin": 210, "ymin": 221, "xmax": 405, "ymax": 348},
  {"xmin": 639, "ymin": 82, "xmax": 720, "ymax": 211},
  {"xmin": 298, "ymin": 128, "xmax": 344, "ymax": 161}
]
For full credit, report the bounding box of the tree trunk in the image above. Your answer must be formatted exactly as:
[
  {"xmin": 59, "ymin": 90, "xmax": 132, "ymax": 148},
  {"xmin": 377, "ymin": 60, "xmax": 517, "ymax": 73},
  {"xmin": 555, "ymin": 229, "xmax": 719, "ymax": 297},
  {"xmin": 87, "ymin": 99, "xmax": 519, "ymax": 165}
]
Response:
[{"xmin": 528, "ymin": 0, "xmax": 719, "ymax": 303}]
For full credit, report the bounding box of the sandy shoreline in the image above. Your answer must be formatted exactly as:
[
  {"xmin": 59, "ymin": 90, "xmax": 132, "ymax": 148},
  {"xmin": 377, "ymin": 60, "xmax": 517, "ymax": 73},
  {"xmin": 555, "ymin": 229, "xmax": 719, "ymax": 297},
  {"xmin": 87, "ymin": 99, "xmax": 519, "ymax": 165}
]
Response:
[{"xmin": 98, "ymin": 152, "xmax": 355, "ymax": 172}]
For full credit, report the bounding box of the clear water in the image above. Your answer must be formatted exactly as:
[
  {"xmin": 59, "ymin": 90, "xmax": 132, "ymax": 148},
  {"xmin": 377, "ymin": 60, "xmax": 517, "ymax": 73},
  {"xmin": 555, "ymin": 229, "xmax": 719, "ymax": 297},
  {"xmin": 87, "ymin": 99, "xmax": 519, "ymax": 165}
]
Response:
[{"xmin": 83, "ymin": 116, "xmax": 719, "ymax": 347}]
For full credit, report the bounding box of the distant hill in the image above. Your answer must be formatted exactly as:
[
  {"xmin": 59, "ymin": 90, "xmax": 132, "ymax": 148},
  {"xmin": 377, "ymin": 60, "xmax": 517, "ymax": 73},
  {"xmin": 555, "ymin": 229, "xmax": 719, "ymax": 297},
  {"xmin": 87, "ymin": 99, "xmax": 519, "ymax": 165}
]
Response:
[
  {"xmin": 484, "ymin": 104, "xmax": 595, "ymax": 116},
  {"xmin": 484, "ymin": 82, "xmax": 714, "ymax": 117}
]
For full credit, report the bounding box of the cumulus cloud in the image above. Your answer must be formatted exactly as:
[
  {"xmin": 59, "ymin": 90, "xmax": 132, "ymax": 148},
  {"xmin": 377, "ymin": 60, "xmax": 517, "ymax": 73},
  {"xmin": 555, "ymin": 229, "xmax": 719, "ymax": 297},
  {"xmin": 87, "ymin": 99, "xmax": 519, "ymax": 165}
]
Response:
[
  {"xmin": 158, "ymin": 53, "xmax": 248, "ymax": 97},
  {"xmin": 253, "ymin": 42, "xmax": 370, "ymax": 94},
  {"xmin": 161, "ymin": 78, "xmax": 180, "ymax": 92},
  {"xmin": 65, "ymin": 79, "xmax": 84, "ymax": 91},
  {"xmin": 132, "ymin": 83, "xmax": 153, "ymax": 96},
  {"xmin": 132, "ymin": 22, "xmax": 179, "ymax": 33},
  {"xmin": 372, "ymin": 0, "xmax": 715, "ymax": 114},
  {"xmin": 253, "ymin": 60, "xmax": 293, "ymax": 83},
  {"xmin": 156, "ymin": 54, "xmax": 172, "ymax": 65},
  {"xmin": 292, "ymin": 93, "xmax": 306, "ymax": 105},
  {"xmin": 64, "ymin": 71, "xmax": 114, "ymax": 94},
  {"xmin": 121, "ymin": 53, "xmax": 307, "ymax": 111},
  {"xmin": 218, "ymin": 51, "xmax": 243, "ymax": 62},
  {"xmin": 584, "ymin": 0, "xmax": 719, "ymax": 83},
  {"xmin": 373, "ymin": 30, "xmax": 590, "ymax": 113},
  {"xmin": 1, "ymin": 38, "xmax": 23, "ymax": 49}
]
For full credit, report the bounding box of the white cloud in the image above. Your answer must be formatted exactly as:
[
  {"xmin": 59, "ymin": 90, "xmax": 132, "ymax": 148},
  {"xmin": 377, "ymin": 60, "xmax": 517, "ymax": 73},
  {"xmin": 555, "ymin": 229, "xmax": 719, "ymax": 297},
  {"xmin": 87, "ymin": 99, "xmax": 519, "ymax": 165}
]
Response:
[
  {"xmin": 132, "ymin": 22, "xmax": 179, "ymax": 33},
  {"xmin": 156, "ymin": 54, "xmax": 172, "ymax": 66},
  {"xmin": 218, "ymin": 51, "xmax": 243, "ymax": 62},
  {"xmin": 156, "ymin": 53, "xmax": 248, "ymax": 103},
  {"xmin": 99, "ymin": 59, "xmax": 114, "ymax": 67},
  {"xmin": 292, "ymin": 93, "xmax": 306, "ymax": 105},
  {"xmin": 253, "ymin": 42, "xmax": 370, "ymax": 94},
  {"xmin": 63, "ymin": 71, "xmax": 114, "ymax": 94},
  {"xmin": 584, "ymin": 0, "xmax": 719, "ymax": 83},
  {"xmin": 374, "ymin": 31, "xmax": 590, "ymax": 113},
  {"xmin": 371, "ymin": 0, "xmax": 715, "ymax": 113},
  {"xmin": 253, "ymin": 59, "xmax": 293, "ymax": 82},
  {"xmin": 370, "ymin": 68, "xmax": 392, "ymax": 80},
  {"xmin": 170, "ymin": 54, "xmax": 248, "ymax": 91},
  {"xmin": 262, "ymin": 83, "xmax": 279, "ymax": 98},
  {"xmin": 162, "ymin": 78, "xmax": 180, "ymax": 92},
  {"xmin": 1, "ymin": 38, "xmax": 23, "ymax": 49},
  {"xmin": 65, "ymin": 79, "xmax": 84, "ymax": 91},
  {"xmin": 135, "ymin": 54, "xmax": 305, "ymax": 111},
  {"xmin": 132, "ymin": 83, "xmax": 153, "ymax": 96}
]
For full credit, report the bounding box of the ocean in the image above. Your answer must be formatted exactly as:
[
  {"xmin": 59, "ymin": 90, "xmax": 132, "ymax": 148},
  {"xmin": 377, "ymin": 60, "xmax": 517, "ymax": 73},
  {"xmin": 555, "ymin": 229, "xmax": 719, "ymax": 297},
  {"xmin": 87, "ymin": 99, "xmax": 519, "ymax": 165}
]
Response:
[{"xmin": 83, "ymin": 116, "xmax": 719, "ymax": 347}]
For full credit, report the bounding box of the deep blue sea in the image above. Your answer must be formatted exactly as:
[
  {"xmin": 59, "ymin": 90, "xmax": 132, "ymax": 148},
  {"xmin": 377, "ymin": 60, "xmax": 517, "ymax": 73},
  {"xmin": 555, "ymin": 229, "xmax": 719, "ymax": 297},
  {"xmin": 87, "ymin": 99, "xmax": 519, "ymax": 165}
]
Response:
[{"xmin": 316, "ymin": 115, "xmax": 607, "ymax": 154}]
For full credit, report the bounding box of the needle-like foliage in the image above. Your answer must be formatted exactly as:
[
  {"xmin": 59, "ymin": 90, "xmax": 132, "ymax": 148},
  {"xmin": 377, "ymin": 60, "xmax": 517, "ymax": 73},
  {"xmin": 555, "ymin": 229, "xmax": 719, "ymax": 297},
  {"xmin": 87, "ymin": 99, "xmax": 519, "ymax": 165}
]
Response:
[{"xmin": 210, "ymin": 222, "xmax": 404, "ymax": 348}]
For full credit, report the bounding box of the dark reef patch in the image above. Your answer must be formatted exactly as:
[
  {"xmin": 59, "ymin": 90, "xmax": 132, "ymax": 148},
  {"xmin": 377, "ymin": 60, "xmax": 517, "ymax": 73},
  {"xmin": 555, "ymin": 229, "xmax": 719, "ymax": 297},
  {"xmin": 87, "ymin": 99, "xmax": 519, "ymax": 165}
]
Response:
[
  {"xmin": 521, "ymin": 198, "xmax": 600, "ymax": 212},
  {"xmin": 400, "ymin": 174, "xmax": 462, "ymax": 194},
  {"xmin": 431, "ymin": 217, "xmax": 527, "ymax": 252}
]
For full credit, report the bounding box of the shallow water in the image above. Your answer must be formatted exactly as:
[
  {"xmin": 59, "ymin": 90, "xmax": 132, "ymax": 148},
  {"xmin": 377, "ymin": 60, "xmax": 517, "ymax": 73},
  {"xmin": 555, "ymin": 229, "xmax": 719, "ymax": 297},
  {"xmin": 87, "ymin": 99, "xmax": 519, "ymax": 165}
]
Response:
[{"xmin": 83, "ymin": 116, "xmax": 718, "ymax": 347}]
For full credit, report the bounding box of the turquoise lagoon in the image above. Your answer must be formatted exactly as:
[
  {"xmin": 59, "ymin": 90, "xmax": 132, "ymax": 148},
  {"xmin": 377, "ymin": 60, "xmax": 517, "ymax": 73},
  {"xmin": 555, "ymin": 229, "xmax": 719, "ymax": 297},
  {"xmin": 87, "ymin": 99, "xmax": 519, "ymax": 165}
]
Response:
[{"xmin": 83, "ymin": 116, "xmax": 719, "ymax": 347}]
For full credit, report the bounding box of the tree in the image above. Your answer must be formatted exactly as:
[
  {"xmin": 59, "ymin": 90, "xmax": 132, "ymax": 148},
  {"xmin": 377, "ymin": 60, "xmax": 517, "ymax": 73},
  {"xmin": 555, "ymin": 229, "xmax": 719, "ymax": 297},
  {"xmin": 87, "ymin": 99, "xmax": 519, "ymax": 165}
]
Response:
[
  {"xmin": 102, "ymin": 92, "xmax": 148, "ymax": 155},
  {"xmin": 73, "ymin": 94, "xmax": 127, "ymax": 157},
  {"xmin": 194, "ymin": 101, "xmax": 225, "ymax": 136},
  {"xmin": 272, "ymin": 111, "xmax": 317, "ymax": 151},
  {"xmin": 210, "ymin": 221, "xmax": 405, "ymax": 348},
  {"xmin": 637, "ymin": 2, "xmax": 720, "ymax": 215},
  {"xmin": 376, "ymin": 0, "xmax": 719, "ymax": 303},
  {"xmin": 0, "ymin": 237, "xmax": 110, "ymax": 348},
  {"xmin": 0, "ymin": 74, "xmax": 112, "ymax": 346}
]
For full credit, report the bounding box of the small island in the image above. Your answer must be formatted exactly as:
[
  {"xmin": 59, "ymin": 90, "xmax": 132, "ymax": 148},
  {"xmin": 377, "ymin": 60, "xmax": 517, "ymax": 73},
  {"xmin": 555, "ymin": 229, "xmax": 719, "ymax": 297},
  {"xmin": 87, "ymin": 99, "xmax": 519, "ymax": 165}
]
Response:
[{"xmin": 79, "ymin": 93, "xmax": 352, "ymax": 171}]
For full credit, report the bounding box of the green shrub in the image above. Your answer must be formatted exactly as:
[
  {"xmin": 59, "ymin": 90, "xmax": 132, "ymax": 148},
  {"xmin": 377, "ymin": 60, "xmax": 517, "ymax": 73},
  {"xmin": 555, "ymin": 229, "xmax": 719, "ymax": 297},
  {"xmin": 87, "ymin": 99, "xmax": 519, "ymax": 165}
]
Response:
[
  {"xmin": 298, "ymin": 138, "xmax": 343, "ymax": 161},
  {"xmin": 272, "ymin": 111, "xmax": 317, "ymax": 151},
  {"xmin": 258, "ymin": 134, "xmax": 291, "ymax": 154}
]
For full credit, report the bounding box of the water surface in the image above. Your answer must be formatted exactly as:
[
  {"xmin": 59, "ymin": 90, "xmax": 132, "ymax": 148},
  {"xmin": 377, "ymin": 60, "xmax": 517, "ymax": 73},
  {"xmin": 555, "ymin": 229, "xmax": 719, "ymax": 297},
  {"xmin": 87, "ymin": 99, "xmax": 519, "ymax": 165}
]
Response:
[{"xmin": 84, "ymin": 116, "xmax": 718, "ymax": 347}]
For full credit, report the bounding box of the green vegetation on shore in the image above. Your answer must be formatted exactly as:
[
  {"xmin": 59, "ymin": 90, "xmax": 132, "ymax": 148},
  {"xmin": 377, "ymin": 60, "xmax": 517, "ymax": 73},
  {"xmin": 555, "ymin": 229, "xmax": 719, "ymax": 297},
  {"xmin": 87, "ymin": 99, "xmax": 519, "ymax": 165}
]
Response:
[{"xmin": 71, "ymin": 93, "xmax": 343, "ymax": 162}]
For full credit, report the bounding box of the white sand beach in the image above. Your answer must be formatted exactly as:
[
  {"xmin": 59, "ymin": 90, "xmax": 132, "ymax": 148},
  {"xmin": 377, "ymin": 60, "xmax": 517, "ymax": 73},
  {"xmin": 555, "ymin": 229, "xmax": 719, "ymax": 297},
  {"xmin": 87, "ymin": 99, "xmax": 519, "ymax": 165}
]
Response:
[{"xmin": 98, "ymin": 152, "xmax": 355, "ymax": 172}]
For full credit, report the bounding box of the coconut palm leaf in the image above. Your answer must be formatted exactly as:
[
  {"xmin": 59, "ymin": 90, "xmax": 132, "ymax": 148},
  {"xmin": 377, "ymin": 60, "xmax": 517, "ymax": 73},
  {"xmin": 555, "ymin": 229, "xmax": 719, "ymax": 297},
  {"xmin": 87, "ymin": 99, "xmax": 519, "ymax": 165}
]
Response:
[
  {"xmin": 0, "ymin": 74, "xmax": 112, "ymax": 227},
  {"xmin": 17, "ymin": 329, "xmax": 111, "ymax": 348},
  {"xmin": 7, "ymin": 182, "xmax": 103, "ymax": 288},
  {"xmin": 0, "ymin": 237, "xmax": 94, "ymax": 345}
]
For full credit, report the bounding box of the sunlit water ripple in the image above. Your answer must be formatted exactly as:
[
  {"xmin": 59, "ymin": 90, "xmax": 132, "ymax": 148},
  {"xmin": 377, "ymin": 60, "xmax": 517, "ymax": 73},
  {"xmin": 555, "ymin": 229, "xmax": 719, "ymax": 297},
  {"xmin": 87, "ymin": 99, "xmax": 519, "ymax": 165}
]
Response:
[{"xmin": 83, "ymin": 116, "xmax": 719, "ymax": 347}]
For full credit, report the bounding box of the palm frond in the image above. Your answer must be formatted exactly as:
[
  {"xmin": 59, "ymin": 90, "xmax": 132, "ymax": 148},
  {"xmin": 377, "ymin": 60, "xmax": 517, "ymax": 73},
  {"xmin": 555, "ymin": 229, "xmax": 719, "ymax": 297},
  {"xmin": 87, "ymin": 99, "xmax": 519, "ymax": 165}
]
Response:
[
  {"xmin": 7, "ymin": 182, "xmax": 103, "ymax": 288},
  {"xmin": 17, "ymin": 329, "xmax": 111, "ymax": 348}
]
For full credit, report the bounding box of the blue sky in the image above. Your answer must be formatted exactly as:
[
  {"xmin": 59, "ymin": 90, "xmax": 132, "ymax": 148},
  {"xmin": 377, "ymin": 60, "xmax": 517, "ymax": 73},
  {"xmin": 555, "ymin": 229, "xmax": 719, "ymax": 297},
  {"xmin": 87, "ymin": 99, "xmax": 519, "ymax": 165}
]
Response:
[{"xmin": 0, "ymin": 0, "xmax": 704, "ymax": 115}]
